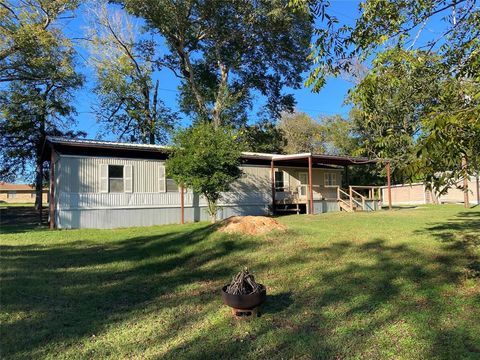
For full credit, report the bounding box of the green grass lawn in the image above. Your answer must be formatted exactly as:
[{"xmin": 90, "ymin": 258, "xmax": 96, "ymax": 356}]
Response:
[
  {"xmin": 1, "ymin": 205, "xmax": 479, "ymax": 359},
  {"xmin": 0, "ymin": 202, "xmax": 35, "ymax": 207}
]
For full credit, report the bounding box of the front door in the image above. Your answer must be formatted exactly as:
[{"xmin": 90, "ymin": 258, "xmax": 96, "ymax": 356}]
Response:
[{"xmin": 298, "ymin": 172, "xmax": 308, "ymax": 199}]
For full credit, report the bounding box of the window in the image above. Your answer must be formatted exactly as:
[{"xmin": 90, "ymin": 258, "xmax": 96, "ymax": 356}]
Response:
[
  {"xmin": 31, "ymin": 193, "xmax": 36, "ymax": 198},
  {"xmin": 7, "ymin": 191, "xmax": 16, "ymax": 198},
  {"xmin": 166, "ymin": 178, "xmax": 178, "ymax": 192},
  {"xmin": 109, "ymin": 165, "xmax": 124, "ymax": 193},
  {"xmin": 324, "ymin": 172, "xmax": 337, "ymax": 187},
  {"xmin": 275, "ymin": 171, "xmax": 284, "ymax": 192}
]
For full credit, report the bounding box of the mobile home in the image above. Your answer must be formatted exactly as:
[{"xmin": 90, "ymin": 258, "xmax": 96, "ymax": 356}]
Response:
[{"xmin": 44, "ymin": 137, "xmax": 384, "ymax": 229}]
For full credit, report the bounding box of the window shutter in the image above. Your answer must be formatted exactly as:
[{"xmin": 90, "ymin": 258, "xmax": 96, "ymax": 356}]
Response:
[
  {"xmin": 158, "ymin": 165, "xmax": 166, "ymax": 192},
  {"xmin": 100, "ymin": 164, "xmax": 109, "ymax": 193},
  {"xmin": 124, "ymin": 165, "xmax": 133, "ymax": 193}
]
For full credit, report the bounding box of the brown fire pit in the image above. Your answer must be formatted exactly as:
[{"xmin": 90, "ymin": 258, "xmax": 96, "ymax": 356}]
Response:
[
  {"xmin": 221, "ymin": 268, "xmax": 266, "ymax": 317},
  {"xmin": 221, "ymin": 284, "xmax": 267, "ymax": 311}
]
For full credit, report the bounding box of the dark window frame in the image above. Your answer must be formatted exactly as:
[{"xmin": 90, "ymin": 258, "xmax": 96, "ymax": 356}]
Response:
[
  {"xmin": 275, "ymin": 171, "xmax": 285, "ymax": 192},
  {"xmin": 108, "ymin": 165, "xmax": 124, "ymax": 193}
]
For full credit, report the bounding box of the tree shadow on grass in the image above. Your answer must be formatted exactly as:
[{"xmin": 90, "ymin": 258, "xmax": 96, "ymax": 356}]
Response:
[
  {"xmin": 417, "ymin": 211, "xmax": 480, "ymax": 279},
  {"xmin": 2, "ymin": 211, "xmax": 480, "ymax": 359},
  {"xmin": 162, "ymin": 234, "xmax": 480, "ymax": 359},
  {"xmin": 0, "ymin": 224, "xmax": 261, "ymax": 359},
  {"xmin": 0, "ymin": 206, "xmax": 48, "ymax": 232},
  {"xmin": 260, "ymin": 292, "xmax": 294, "ymax": 315}
]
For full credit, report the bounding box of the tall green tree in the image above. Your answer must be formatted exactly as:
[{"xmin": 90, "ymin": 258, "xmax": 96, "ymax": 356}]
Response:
[
  {"xmin": 0, "ymin": 0, "xmax": 83, "ymax": 219},
  {"xmin": 278, "ymin": 111, "xmax": 325, "ymax": 154},
  {"xmin": 318, "ymin": 114, "xmax": 359, "ymax": 156},
  {"xmin": 115, "ymin": 0, "xmax": 313, "ymax": 128},
  {"xmin": 87, "ymin": 4, "xmax": 176, "ymax": 144},
  {"xmin": 166, "ymin": 122, "xmax": 243, "ymax": 223},
  {"xmin": 241, "ymin": 120, "xmax": 285, "ymax": 154},
  {"xmin": 347, "ymin": 49, "xmax": 441, "ymax": 176}
]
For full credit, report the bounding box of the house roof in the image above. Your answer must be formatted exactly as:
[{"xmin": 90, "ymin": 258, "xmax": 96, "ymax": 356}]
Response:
[
  {"xmin": 44, "ymin": 137, "xmax": 381, "ymax": 167},
  {"xmin": 47, "ymin": 137, "xmax": 170, "ymax": 152},
  {"xmin": 0, "ymin": 182, "xmax": 35, "ymax": 191}
]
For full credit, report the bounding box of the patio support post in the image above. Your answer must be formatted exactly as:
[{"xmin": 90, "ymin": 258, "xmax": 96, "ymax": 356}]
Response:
[
  {"xmin": 345, "ymin": 165, "xmax": 349, "ymax": 187},
  {"xmin": 271, "ymin": 159, "xmax": 275, "ymax": 215},
  {"xmin": 462, "ymin": 157, "xmax": 469, "ymax": 208},
  {"xmin": 386, "ymin": 161, "xmax": 392, "ymax": 210},
  {"xmin": 180, "ymin": 185, "xmax": 185, "ymax": 224},
  {"xmin": 308, "ymin": 155, "xmax": 314, "ymax": 215}
]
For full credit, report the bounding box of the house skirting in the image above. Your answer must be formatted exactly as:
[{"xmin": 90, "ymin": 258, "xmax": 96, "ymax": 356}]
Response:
[{"xmin": 55, "ymin": 204, "xmax": 270, "ymax": 229}]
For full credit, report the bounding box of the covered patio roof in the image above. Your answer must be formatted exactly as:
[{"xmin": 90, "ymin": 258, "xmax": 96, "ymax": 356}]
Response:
[
  {"xmin": 241, "ymin": 151, "xmax": 392, "ymax": 215},
  {"xmin": 242, "ymin": 152, "xmax": 380, "ymax": 167}
]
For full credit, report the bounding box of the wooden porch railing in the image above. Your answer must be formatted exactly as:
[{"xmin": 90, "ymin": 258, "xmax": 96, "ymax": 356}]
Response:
[{"xmin": 337, "ymin": 186, "xmax": 383, "ymax": 212}]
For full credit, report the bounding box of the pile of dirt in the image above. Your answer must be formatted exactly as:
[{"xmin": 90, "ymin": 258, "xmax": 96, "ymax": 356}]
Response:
[{"xmin": 218, "ymin": 216, "xmax": 286, "ymax": 236}]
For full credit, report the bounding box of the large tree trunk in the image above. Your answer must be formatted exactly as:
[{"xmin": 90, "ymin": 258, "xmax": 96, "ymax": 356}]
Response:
[
  {"xmin": 35, "ymin": 114, "xmax": 46, "ymax": 225},
  {"xmin": 462, "ymin": 156, "xmax": 469, "ymax": 208},
  {"xmin": 35, "ymin": 154, "xmax": 43, "ymax": 225}
]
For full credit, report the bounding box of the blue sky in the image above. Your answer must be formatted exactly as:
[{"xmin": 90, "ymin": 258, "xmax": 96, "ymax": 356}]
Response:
[{"xmin": 65, "ymin": 1, "xmax": 361, "ymax": 140}]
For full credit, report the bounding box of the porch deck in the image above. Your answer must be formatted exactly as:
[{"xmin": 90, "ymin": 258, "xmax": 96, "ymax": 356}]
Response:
[{"xmin": 274, "ymin": 185, "xmax": 383, "ymax": 214}]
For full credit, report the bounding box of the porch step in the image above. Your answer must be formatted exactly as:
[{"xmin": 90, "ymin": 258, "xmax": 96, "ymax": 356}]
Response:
[
  {"xmin": 274, "ymin": 203, "xmax": 303, "ymax": 215},
  {"xmin": 338, "ymin": 202, "xmax": 354, "ymax": 213}
]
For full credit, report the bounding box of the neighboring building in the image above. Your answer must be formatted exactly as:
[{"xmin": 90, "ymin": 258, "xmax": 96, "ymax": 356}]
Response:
[
  {"xmin": 43, "ymin": 137, "xmax": 384, "ymax": 229},
  {"xmin": 381, "ymin": 178, "xmax": 480, "ymax": 206},
  {"xmin": 0, "ymin": 182, "xmax": 48, "ymax": 204}
]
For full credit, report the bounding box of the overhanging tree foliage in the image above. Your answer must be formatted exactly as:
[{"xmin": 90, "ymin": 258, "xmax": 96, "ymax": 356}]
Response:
[
  {"xmin": 347, "ymin": 49, "xmax": 441, "ymax": 177},
  {"xmin": 115, "ymin": 0, "xmax": 313, "ymax": 128},
  {"xmin": 293, "ymin": 0, "xmax": 479, "ymax": 91},
  {"xmin": 348, "ymin": 48, "xmax": 479, "ymax": 191},
  {"xmin": 0, "ymin": 0, "xmax": 79, "ymax": 83},
  {"xmin": 293, "ymin": 0, "xmax": 480, "ymax": 193},
  {"xmin": 166, "ymin": 122, "xmax": 243, "ymax": 223}
]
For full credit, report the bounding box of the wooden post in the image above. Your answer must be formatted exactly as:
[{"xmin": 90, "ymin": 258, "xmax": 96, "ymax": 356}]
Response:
[
  {"xmin": 386, "ymin": 162, "xmax": 392, "ymax": 210},
  {"xmin": 49, "ymin": 152, "xmax": 55, "ymax": 229},
  {"xmin": 349, "ymin": 186, "xmax": 353, "ymax": 210},
  {"xmin": 462, "ymin": 157, "xmax": 469, "ymax": 208},
  {"xmin": 271, "ymin": 160, "xmax": 275, "ymax": 215},
  {"xmin": 180, "ymin": 185, "xmax": 185, "ymax": 224},
  {"xmin": 476, "ymin": 174, "xmax": 479, "ymax": 206},
  {"xmin": 308, "ymin": 156, "xmax": 314, "ymax": 215}
]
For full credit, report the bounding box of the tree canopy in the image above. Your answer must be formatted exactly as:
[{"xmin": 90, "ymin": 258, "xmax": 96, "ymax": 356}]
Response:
[
  {"xmin": 87, "ymin": 4, "xmax": 176, "ymax": 144},
  {"xmin": 0, "ymin": 0, "xmax": 80, "ymax": 83},
  {"xmin": 115, "ymin": 0, "xmax": 313, "ymax": 128}
]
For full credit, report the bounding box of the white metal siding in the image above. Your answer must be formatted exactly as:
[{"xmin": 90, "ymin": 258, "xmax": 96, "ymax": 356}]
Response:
[
  {"xmin": 54, "ymin": 155, "xmax": 274, "ymax": 228},
  {"xmin": 56, "ymin": 156, "xmax": 163, "ymax": 194}
]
